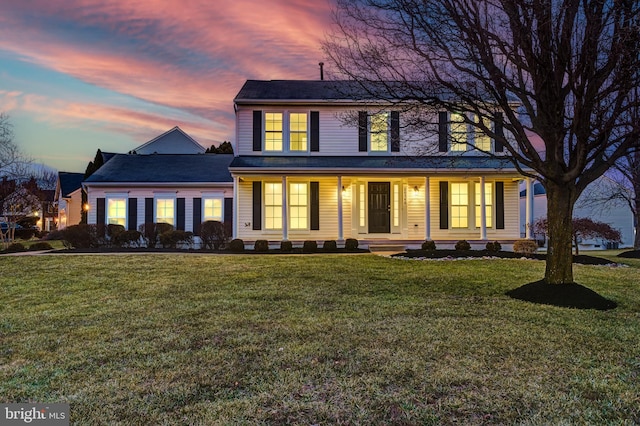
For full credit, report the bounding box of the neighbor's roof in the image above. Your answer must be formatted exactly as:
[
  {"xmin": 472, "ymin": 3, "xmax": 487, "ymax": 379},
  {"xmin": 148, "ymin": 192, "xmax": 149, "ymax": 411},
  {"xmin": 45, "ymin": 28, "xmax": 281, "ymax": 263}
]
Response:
[
  {"xmin": 229, "ymin": 155, "xmax": 522, "ymax": 173},
  {"xmin": 58, "ymin": 172, "xmax": 85, "ymax": 197},
  {"xmin": 84, "ymin": 154, "xmax": 233, "ymax": 184},
  {"xmin": 132, "ymin": 126, "xmax": 206, "ymax": 154}
]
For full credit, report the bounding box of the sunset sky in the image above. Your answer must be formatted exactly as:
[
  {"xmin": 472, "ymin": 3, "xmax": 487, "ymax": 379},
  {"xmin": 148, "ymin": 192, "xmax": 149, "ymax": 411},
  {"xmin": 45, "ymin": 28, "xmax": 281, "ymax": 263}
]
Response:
[{"xmin": 0, "ymin": 0, "xmax": 335, "ymax": 172}]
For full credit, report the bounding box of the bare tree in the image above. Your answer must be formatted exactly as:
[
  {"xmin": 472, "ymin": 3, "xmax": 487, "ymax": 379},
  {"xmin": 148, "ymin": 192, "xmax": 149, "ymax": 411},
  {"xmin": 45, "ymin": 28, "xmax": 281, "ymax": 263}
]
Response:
[
  {"xmin": 0, "ymin": 113, "xmax": 30, "ymax": 180},
  {"xmin": 324, "ymin": 0, "xmax": 640, "ymax": 285}
]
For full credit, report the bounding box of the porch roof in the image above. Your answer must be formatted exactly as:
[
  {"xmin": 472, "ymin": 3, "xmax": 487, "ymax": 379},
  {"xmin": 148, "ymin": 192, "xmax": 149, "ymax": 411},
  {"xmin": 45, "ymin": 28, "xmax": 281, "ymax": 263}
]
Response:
[{"xmin": 229, "ymin": 155, "xmax": 523, "ymax": 174}]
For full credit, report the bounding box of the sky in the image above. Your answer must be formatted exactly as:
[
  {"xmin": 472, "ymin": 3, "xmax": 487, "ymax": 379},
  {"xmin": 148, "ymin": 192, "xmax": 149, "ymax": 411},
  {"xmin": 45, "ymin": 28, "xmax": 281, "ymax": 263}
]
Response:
[{"xmin": 0, "ymin": 0, "xmax": 335, "ymax": 173}]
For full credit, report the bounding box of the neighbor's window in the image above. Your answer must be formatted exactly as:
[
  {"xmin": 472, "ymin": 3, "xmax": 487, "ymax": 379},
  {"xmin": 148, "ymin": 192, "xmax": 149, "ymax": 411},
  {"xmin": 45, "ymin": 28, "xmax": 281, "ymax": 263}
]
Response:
[
  {"xmin": 451, "ymin": 183, "xmax": 468, "ymax": 228},
  {"xmin": 107, "ymin": 198, "xmax": 126, "ymax": 226},
  {"xmin": 473, "ymin": 114, "xmax": 492, "ymax": 152},
  {"xmin": 370, "ymin": 112, "xmax": 389, "ymax": 151},
  {"xmin": 203, "ymin": 198, "xmax": 223, "ymax": 222},
  {"xmin": 264, "ymin": 182, "xmax": 283, "ymax": 230},
  {"xmin": 156, "ymin": 198, "xmax": 175, "ymax": 226},
  {"xmin": 450, "ymin": 112, "xmax": 467, "ymax": 152},
  {"xmin": 289, "ymin": 182, "xmax": 308, "ymax": 229},
  {"xmin": 289, "ymin": 113, "xmax": 308, "ymax": 151},
  {"xmin": 265, "ymin": 113, "xmax": 283, "ymax": 151},
  {"xmin": 475, "ymin": 182, "xmax": 493, "ymax": 228}
]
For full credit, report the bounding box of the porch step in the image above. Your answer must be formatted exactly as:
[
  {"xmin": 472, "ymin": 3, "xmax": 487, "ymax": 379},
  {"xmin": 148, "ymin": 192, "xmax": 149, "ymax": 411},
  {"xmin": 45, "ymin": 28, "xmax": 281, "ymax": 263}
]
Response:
[{"xmin": 368, "ymin": 245, "xmax": 407, "ymax": 254}]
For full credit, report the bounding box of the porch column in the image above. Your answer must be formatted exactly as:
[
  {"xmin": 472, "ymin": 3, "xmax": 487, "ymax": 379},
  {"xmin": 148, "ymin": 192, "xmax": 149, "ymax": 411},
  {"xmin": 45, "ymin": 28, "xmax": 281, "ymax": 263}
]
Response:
[
  {"xmin": 337, "ymin": 176, "xmax": 344, "ymax": 242},
  {"xmin": 480, "ymin": 176, "xmax": 487, "ymax": 240},
  {"xmin": 525, "ymin": 178, "xmax": 534, "ymax": 239},
  {"xmin": 232, "ymin": 175, "xmax": 239, "ymax": 239},
  {"xmin": 424, "ymin": 176, "xmax": 431, "ymax": 240},
  {"xmin": 282, "ymin": 175, "xmax": 288, "ymax": 241}
]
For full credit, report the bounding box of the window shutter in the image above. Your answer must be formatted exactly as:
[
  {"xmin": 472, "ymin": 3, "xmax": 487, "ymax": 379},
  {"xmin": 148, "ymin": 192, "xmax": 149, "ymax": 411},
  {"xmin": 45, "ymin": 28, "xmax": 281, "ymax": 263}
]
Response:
[
  {"xmin": 145, "ymin": 197, "xmax": 154, "ymax": 224},
  {"xmin": 310, "ymin": 181, "xmax": 320, "ymax": 230},
  {"xmin": 310, "ymin": 111, "xmax": 320, "ymax": 152},
  {"xmin": 128, "ymin": 198, "xmax": 137, "ymax": 231},
  {"xmin": 495, "ymin": 182, "xmax": 505, "ymax": 229},
  {"xmin": 252, "ymin": 181, "xmax": 262, "ymax": 230},
  {"xmin": 177, "ymin": 198, "xmax": 185, "ymax": 231},
  {"xmin": 494, "ymin": 112, "xmax": 504, "ymax": 153},
  {"xmin": 358, "ymin": 111, "xmax": 368, "ymax": 152},
  {"xmin": 438, "ymin": 111, "xmax": 448, "ymax": 152},
  {"xmin": 97, "ymin": 198, "xmax": 105, "ymax": 225},
  {"xmin": 224, "ymin": 197, "xmax": 233, "ymax": 224},
  {"xmin": 391, "ymin": 111, "xmax": 400, "ymax": 152},
  {"xmin": 439, "ymin": 181, "xmax": 449, "ymax": 229},
  {"xmin": 253, "ymin": 111, "xmax": 262, "ymax": 152},
  {"xmin": 193, "ymin": 198, "xmax": 202, "ymax": 235}
]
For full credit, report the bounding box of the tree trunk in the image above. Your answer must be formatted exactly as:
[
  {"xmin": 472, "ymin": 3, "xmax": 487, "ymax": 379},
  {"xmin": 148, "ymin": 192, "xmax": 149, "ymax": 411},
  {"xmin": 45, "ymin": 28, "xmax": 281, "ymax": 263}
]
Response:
[
  {"xmin": 544, "ymin": 183, "xmax": 578, "ymax": 284},
  {"xmin": 634, "ymin": 196, "xmax": 640, "ymax": 250}
]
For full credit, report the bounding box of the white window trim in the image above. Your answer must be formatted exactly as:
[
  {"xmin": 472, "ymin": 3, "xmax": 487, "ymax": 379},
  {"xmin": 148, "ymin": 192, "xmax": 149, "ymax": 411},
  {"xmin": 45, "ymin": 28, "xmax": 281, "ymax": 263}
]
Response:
[
  {"xmin": 263, "ymin": 181, "xmax": 283, "ymax": 231},
  {"xmin": 287, "ymin": 181, "xmax": 310, "ymax": 231},
  {"xmin": 450, "ymin": 182, "xmax": 470, "ymax": 229},
  {"xmin": 474, "ymin": 181, "xmax": 494, "ymax": 229},
  {"xmin": 263, "ymin": 111, "xmax": 310, "ymax": 154},
  {"xmin": 154, "ymin": 194, "xmax": 176, "ymax": 226},
  {"xmin": 105, "ymin": 193, "xmax": 128, "ymax": 226},
  {"xmin": 202, "ymin": 196, "xmax": 224, "ymax": 223},
  {"xmin": 369, "ymin": 112, "xmax": 390, "ymax": 153}
]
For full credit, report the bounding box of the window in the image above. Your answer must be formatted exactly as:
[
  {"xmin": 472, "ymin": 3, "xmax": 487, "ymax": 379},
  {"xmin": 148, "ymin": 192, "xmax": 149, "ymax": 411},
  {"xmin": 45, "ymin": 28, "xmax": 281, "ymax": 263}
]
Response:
[
  {"xmin": 370, "ymin": 112, "xmax": 389, "ymax": 151},
  {"xmin": 450, "ymin": 113, "xmax": 467, "ymax": 152},
  {"xmin": 289, "ymin": 113, "xmax": 308, "ymax": 151},
  {"xmin": 264, "ymin": 183, "xmax": 282, "ymax": 230},
  {"xmin": 203, "ymin": 198, "xmax": 223, "ymax": 222},
  {"xmin": 107, "ymin": 198, "xmax": 126, "ymax": 226},
  {"xmin": 451, "ymin": 183, "xmax": 469, "ymax": 228},
  {"xmin": 473, "ymin": 115, "xmax": 492, "ymax": 151},
  {"xmin": 156, "ymin": 198, "xmax": 175, "ymax": 225},
  {"xmin": 265, "ymin": 113, "xmax": 283, "ymax": 151},
  {"xmin": 289, "ymin": 183, "xmax": 308, "ymax": 229},
  {"xmin": 475, "ymin": 182, "xmax": 493, "ymax": 228},
  {"xmin": 393, "ymin": 183, "xmax": 400, "ymax": 227},
  {"xmin": 359, "ymin": 183, "xmax": 366, "ymax": 227}
]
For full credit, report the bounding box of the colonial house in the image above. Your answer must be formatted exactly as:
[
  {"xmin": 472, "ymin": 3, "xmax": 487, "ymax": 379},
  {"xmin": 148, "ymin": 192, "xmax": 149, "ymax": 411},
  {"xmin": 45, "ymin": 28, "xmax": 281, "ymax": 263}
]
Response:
[
  {"xmin": 229, "ymin": 80, "xmax": 529, "ymax": 249},
  {"xmin": 55, "ymin": 172, "xmax": 84, "ymax": 229}
]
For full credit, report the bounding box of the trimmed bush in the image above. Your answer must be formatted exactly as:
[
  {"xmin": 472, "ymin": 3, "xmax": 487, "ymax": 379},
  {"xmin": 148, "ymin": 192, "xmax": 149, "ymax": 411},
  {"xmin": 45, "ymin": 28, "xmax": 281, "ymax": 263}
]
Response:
[
  {"xmin": 455, "ymin": 240, "xmax": 471, "ymax": 251},
  {"xmin": 513, "ymin": 239, "xmax": 538, "ymax": 255},
  {"xmin": 280, "ymin": 241, "xmax": 293, "ymax": 252},
  {"xmin": 485, "ymin": 241, "xmax": 502, "ymax": 252},
  {"xmin": 13, "ymin": 228, "xmax": 37, "ymax": 240},
  {"xmin": 115, "ymin": 230, "xmax": 143, "ymax": 248},
  {"xmin": 229, "ymin": 239, "xmax": 245, "ymax": 252},
  {"xmin": 159, "ymin": 230, "xmax": 193, "ymax": 249},
  {"xmin": 345, "ymin": 238, "xmax": 359, "ymax": 251},
  {"xmin": 5, "ymin": 242, "xmax": 26, "ymax": 253},
  {"xmin": 139, "ymin": 222, "xmax": 174, "ymax": 248},
  {"xmin": 60, "ymin": 224, "xmax": 101, "ymax": 249},
  {"xmin": 323, "ymin": 240, "xmax": 338, "ymax": 252},
  {"xmin": 422, "ymin": 240, "xmax": 437, "ymax": 251},
  {"xmin": 303, "ymin": 240, "xmax": 317, "ymax": 253},
  {"xmin": 28, "ymin": 242, "xmax": 53, "ymax": 251},
  {"xmin": 200, "ymin": 220, "xmax": 229, "ymax": 250},
  {"xmin": 254, "ymin": 240, "xmax": 269, "ymax": 252},
  {"xmin": 44, "ymin": 230, "xmax": 64, "ymax": 241}
]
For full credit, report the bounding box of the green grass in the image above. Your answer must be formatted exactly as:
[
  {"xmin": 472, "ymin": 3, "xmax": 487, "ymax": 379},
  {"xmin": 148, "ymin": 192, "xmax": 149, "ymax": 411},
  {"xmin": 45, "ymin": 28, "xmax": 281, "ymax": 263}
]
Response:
[{"xmin": 1, "ymin": 253, "xmax": 639, "ymax": 424}]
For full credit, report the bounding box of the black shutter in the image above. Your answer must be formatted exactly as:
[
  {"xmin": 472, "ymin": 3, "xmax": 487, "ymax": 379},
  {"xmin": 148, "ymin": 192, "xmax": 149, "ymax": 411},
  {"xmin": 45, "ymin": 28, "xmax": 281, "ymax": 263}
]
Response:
[
  {"xmin": 145, "ymin": 197, "xmax": 154, "ymax": 224},
  {"xmin": 253, "ymin": 111, "xmax": 262, "ymax": 152},
  {"xmin": 438, "ymin": 111, "xmax": 448, "ymax": 152},
  {"xmin": 252, "ymin": 181, "xmax": 262, "ymax": 230},
  {"xmin": 391, "ymin": 111, "xmax": 400, "ymax": 152},
  {"xmin": 177, "ymin": 198, "xmax": 185, "ymax": 230},
  {"xmin": 358, "ymin": 111, "xmax": 368, "ymax": 152},
  {"xmin": 495, "ymin": 182, "xmax": 505, "ymax": 229},
  {"xmin": 224, "ymin": 197, "xmax": 233, "ymax": 223},
  {"xmin": 494, "ymin": 112, "xmax": 504, "ymax": 153},
  {"xmin": 128, "ymin": 198, "xmax": 137, "ymax": 231},
  {"xmin": 439, "ymin": 181, "xmax": 449, "ymax": 229},
  {"xmin": 310, "ymin": 181, "xmax": 320, "ymax": 230},
  {"xmin": 193, "ymin": 198, "xmax": 202, "ymax": 235},
  {"xmin": 97, "ymin": 198, "xmax": 105, "ymax": 225},
  {"xmin": 310, "ymin": 111, "xmax": 320, "ymax": 152}
]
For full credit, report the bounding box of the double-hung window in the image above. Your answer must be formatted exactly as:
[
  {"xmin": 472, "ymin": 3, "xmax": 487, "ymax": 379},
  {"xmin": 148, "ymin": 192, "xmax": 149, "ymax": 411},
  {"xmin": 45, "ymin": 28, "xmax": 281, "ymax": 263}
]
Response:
[
  {"xmin": 475, "ymin": 182, "xmax": 493, "ymax": 228},
  {"xmin": 265, "ymin": 113, "xmax": 283, "ymax": 151},
  {"xmin": 289, "ymin": 113, "xmax": 308, "ymax": 151},
  {"xmin": 203, "ymin": 197, "xmax": 223, "ymax": 222},
  {"xmin": 156, "ymin": 197, "xmax": 175, "ymax": 226},
  {"xmin": 473, "ymin": 115, "xmax": 492, "ymax": 151},
  {"xmin": 450, "ymin": 183, "xmax": 469, "ymax": 228},
  {"xmin": 106, "ymin": 197, "xmax": 126, "ymax": 226},
  {"xmin": 370, "ymin": 112, "xmax": 389, "ymax": 152},
  {"xmin": 289, "ymin": 182, "xmax": 308, "ymax": 230},
  {"xmin": 450, "ymin": 112, "xmax": 467, "ymax": 152},
  {"xmin": 264, "ymin": 182, "xmax": 283, "ymax": 230},
  {"xmin": 264, "ymin": 112, "xmax": 308, "ymax": 152}
]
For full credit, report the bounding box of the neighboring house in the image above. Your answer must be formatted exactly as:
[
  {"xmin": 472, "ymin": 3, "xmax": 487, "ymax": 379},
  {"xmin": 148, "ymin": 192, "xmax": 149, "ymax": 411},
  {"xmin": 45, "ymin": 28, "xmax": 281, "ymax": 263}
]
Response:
[
  {"xmin": 519, "ymin": 176, "xmax": 635, "ymax": 249},
  {"xmin": 56, "ymin": 172, "xmax": 84, "ymax": 229},
  {"xmin": 229, "ymin": 80, "xmax": 530, "ymax": 249},
  {"xmin": 84, "ymin": 154, "xmax": 234, "ymax": 236},
  {"xmin": 130, "ymin": 126, "xmax": 206, "ymax": 154}
]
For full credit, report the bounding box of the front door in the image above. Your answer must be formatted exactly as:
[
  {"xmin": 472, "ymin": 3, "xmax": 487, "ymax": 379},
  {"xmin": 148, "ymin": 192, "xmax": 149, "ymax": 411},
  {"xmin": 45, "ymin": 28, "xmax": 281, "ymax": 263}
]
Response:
[{"xmin": 368, "ymin": 182, "xmax": 390, "ymax": 233}]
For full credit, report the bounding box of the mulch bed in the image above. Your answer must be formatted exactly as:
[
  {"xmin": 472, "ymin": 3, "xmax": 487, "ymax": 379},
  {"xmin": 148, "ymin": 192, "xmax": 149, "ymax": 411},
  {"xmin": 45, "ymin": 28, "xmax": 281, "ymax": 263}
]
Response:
[
  {"xmin": 618, "ymin": 250, "xmax": 640, "ymax": 259},
  {"xmin": 395, "ymin": 249, "xmax": 617, "ymax": 266},
  {"xmin": 48, "ymin": 247, "xmax": 370, "ymax": 255},
  {"xmin": 505, "ymin": 280, "xmax": 618, "ymax": 310}
]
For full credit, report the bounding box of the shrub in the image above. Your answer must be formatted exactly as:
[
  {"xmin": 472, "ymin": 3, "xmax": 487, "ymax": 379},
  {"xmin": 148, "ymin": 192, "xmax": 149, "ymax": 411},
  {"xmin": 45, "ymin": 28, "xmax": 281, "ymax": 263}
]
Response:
[
  {"xmin": 345, "ymin": 238, "xmax": 359, "ymax": 251},
  {"xmin": 422, "ymin": 240, "xmax": 437, "ymax": 251},
  {"xmin": 485, "ymin": 241, "xmax": 502, "ymax": 252},
  {"xmin": 303, "ymin": 240, "xmax": 317, "ymax": 253},
  {"xmin": 60, "ymin": 224, "xmax": 101, "ymax": 249},
  {"xmin": 280, "ymin": 241, "xmax": 293, "ymax": 252},
  {"xmin": 5, "ymin": 242, "xmax": 26, "ymax": 252},
  {"xmin": 28, "ymin": 242, "xmax": 53, "ymax": 251},
  {"xmin": 323, "ymin": 240, "xmax": 338, "ymax": 252},
  {"xmin": 159, "ymin": 230, "xmax": 193, "ymax": 249},
  {"xmin": 254, "ymin": 239, "xmax": 269, "ymax": 252},
  {"xmin": 229, "ymin": 239, "xmax": 245, "ymax": 252},
  {"xmin": 106, "ymin": 224, "xmax": 125, "ymax": 246},
  {"xmin": 139, "ymin": 223, "xmax": 174, "ymax": 248},
  {"xmin": 200, "ymin": 220, "xmax": 229, "ymax": 250},
  {"xmin": 115, "ymin": 230, "xmax": 143, "ymax": 248},
  {"xmin": 513, "ymin": 239, "xmax": 538, "ymax": 256},
  {"xmin": 455, "ymin": 240, "xmax": 471, "ymax": 251},
  {"xmin": 13, "ymin": 228, "xmax": 37, "ymax": 240},
  {"xmin": 44, "ymin": 230, "xmax": 64, "ymax": 240}
]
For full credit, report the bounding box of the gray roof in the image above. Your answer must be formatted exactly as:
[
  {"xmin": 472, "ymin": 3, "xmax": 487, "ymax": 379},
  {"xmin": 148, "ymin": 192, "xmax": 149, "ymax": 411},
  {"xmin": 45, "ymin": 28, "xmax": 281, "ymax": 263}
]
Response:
[
  {"xmin": 58, "ymin": 172, "xmax": 85, "ymax": 197},
  {"xmin": 229, "ymin": 156, "xmax": 521, "ymax": 173},
  {"xmin": 84, "ymin": 154, "xmax": 234, "ymax": 184}
]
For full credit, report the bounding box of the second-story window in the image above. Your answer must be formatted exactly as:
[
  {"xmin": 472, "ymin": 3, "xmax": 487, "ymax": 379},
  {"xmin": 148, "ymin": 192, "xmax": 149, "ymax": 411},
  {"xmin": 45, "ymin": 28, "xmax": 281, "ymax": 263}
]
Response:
[
  {"xmin": 289, "ymin": 113, "xmax": 308, "ymax": 151},
  {"xmin": 370, "ymin": 112, "xmax": 389, "ymax": 152},
  {"xmin": 265, "ymin": 113, "xmax": 283, "ymax": 151},
  {"xmin": 473, "ymin": 115, "xmax": 492, "ymax": 151},
  {"xmin": 450, "ymin": 112, "xmax": 467, "ymax": 152}
]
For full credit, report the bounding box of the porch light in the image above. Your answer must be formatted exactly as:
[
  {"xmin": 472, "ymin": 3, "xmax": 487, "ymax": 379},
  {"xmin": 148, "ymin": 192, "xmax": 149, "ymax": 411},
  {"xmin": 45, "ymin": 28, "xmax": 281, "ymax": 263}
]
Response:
[
  {"xmin": 83, "ymin": 203, "xmax": 90, "ymax": 212},
  {"xmin": 413, "ymin": 185, "xmax": 419, "ymax": 193}
]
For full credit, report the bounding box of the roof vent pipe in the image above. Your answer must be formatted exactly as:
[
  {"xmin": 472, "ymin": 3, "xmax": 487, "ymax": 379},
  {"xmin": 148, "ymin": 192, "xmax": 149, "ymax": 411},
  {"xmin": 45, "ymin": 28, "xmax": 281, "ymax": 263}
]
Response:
[{"xmin": 319, "ymin": 62, "xmax": 324, "ymax": 80}]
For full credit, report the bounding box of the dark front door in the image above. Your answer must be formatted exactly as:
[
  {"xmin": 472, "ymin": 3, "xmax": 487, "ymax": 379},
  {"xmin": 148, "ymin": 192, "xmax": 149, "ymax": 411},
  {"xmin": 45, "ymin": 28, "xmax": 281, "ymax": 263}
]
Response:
[{"xmin": 368, "ymin": 182, "xmax": 391, "ymax": 233}]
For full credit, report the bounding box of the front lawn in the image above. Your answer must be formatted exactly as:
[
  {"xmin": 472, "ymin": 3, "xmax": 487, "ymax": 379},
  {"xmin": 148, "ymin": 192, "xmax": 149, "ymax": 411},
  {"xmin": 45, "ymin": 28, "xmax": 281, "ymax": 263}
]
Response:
[{"xmin": 1, "ymin": 254, "xmax": 639, "ymax": 424}]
